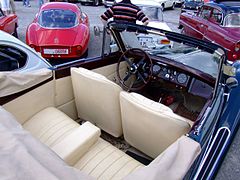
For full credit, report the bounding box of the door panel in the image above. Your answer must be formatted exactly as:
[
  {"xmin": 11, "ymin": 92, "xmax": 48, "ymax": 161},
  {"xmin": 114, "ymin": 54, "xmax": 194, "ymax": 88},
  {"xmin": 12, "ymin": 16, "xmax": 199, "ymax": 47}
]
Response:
[
  {"xmin": 3, "ymin": 80, "xmax": 55, "ymax": 124},
  {"xmin": 92, "ymin": 62, "xmax": 127, "ymax": 84},
  {"xmin": 55, "ymin": 76, "xmax": 78, "ymax": 120}
]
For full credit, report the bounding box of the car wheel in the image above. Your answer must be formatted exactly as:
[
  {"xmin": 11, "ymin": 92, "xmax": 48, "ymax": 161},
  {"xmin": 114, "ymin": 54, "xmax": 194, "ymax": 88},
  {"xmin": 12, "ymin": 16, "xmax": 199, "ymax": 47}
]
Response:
[
  {"xmin": 13, "ymin": 25, "xmax": 18, "ymax": 38},
  {"xmin": 93, "ymin": 0, "xmax": 99, "ymax": 6},
  {"xmin": 81, "ymin": 2, "xmax": 86, "ymax": 5},
  {"xmin": 180, "ymin": 27, "xmax": 185, "ymax": 34},
  {"xmin": 82, "ymin": 48, "xmax": 88, "ymax": 58}
]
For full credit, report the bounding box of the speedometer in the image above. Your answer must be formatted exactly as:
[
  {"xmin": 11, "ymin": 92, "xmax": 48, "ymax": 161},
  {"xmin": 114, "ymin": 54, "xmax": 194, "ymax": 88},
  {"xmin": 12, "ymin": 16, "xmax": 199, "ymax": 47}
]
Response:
[{"xmin": 177, "ymin": 73, "xmax": 188, "ymax": 84}]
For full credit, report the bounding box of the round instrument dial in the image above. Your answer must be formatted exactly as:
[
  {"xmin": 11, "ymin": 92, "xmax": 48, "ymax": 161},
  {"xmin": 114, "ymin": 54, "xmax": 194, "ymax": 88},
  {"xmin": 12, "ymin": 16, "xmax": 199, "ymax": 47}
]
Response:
[
  {"xmin": 177, "ymin": 73, "xmax": 188, "ymax": 84},
  {"xmin": 152, "ymin": 64, "xmax": 161, "ymax": 75}
]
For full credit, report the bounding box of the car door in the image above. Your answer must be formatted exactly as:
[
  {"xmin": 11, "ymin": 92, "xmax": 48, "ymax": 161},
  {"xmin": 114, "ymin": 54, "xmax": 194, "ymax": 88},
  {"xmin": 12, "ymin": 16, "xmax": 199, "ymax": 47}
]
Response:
[
  {"xmin": 194, "ymin": 5, "xmax": 212, "ymax": 40},
  {"xmin": 203, "ymin": 8, "xmax": 231, "ymax": 49}
]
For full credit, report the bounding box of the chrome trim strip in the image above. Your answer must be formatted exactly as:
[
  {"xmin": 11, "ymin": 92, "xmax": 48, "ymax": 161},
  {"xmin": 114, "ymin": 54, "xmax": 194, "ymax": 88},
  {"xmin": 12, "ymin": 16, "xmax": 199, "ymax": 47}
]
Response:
[{"xmin": 193, "ymin": 127, "xmax": 231, "ymax": 180}]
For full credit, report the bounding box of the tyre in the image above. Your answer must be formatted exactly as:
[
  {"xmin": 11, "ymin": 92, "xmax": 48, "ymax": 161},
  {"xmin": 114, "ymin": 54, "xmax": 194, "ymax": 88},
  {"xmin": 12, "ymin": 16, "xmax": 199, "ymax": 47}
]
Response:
[
  {"xmin": 82, "ymin": 48, "xmax": 88, "ymax": 58},
  {"xmin": 93, "ymin": 0, "xmax": 99, "ymax": 6},
  {"xmin": 13, "ymin": 25, "xmax": 18, "ymax": 38},
  {"xmin": 180, "ymin": 27, "xmax": 185, "ymax": 34}
]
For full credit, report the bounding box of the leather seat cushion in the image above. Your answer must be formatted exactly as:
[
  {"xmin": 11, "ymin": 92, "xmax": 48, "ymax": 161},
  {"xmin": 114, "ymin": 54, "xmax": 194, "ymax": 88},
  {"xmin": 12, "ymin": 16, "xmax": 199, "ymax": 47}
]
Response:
[
  {"xmin": 120, "ymin": 92, "xmax": 191, "ymax": 158},
  {"xmin": 71, "ymin": 67, "xmax": 123, "ymax": 137},
  {"xmin": 74, "ymin": 138, "xmax": 144, "ymax": 180},
  {"xmin": 23, "ymin": 107, "xmax": 80, "ymax": 148}
]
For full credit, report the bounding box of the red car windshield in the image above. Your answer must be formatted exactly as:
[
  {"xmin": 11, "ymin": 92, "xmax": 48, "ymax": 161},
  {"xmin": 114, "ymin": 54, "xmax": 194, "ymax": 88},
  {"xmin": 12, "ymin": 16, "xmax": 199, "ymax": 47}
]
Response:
[
  {"xmin": 224, "ymin": 13, "xmax": 240, "ymax": 27},
  {"xmin": 39, "ymin": 9, "xmax": 77, "ymax": 28}
]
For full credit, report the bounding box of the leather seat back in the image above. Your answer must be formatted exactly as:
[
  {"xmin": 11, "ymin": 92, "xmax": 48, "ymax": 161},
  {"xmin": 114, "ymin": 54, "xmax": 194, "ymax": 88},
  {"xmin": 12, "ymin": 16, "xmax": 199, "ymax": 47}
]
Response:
[
  {"xmin": 71, "ymin": 67, "xmax": 123, "ymax": 137},
  {"xmin": 120, "ymin": 91, "xmax": 191, "ymax": 158}
]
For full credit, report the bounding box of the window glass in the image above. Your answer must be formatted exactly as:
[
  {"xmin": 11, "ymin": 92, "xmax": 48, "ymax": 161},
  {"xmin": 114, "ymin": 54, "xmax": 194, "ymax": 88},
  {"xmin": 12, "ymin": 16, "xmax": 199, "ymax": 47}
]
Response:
[
  {"xmin": 224, "ymin": 13, "xmax": 240, "ymax": 27},
  {"xmin": 185, "ymin": 0, "xmax": 202, "ymax": 2},
  {"xmin": 139, "ymin": 6, "xmax": 163, "ymax": 22},
  {"xmin": 211, "ymin": 8, "xmax": 222, "ymax": 23},
  {"xmin": 199, "ymin": 6, "xmax": 211, "ymax": 19},
  {"xmin": 39, "ymin": 9, "xmax": 77, "ymax": 28},
  {"xmin": 0, "ymin": 45, "xmax": 27, "ymax": 71}
]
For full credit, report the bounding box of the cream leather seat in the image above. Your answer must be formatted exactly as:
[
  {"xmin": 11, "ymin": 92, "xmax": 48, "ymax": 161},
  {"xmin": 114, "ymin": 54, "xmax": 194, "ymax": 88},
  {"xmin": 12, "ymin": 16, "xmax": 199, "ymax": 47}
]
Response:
[
  {"xmin": 17, "ymin": 106, "xmax": 144, "ymax": 179},
  {"xmin": 74, "ymin": 138, "xmax": 143, "ymax": 179},
  {"xmin": 120, "ymin": 91, "xmax": 191, "ymax": 159},
  {"xmin": 23, "ymin": 107, "xmax": 80, "ymax": 148},
  {"xmin": 71, "ymin": 67, "xmax": 123, "ymax": 137}
]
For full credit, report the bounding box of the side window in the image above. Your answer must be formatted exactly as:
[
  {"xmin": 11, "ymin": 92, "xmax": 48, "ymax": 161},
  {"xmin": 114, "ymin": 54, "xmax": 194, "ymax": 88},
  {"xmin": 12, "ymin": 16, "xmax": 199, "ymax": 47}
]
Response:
[
  {"xmin": 199, "ymin": 6, "xmax": 212, "ymax": 20},
  {"xmin": 210, "ymin": 8, "xmax": 222, "ymax": 24},
  {"xmin": 0, "ymin": 45, "xmax": 27, "ymax": 71}
]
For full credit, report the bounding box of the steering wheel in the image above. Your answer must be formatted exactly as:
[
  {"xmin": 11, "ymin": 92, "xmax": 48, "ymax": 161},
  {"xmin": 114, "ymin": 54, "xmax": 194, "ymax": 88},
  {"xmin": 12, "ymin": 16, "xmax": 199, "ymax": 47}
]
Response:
[{"xmin": 117, "ymin": 48, "xmax": 153, "ymax": 91}]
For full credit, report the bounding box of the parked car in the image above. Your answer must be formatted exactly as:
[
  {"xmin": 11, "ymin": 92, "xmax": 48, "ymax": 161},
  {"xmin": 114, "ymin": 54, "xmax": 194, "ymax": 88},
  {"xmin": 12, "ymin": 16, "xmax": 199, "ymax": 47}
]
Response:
[
  {"xmin": 102, "ymin": 0, "xmax": 114, "ymax": 7},
  {"xmin": 103, "ymin": 0, "xmax": 176, "ymax": 9},
  {"xmin": 26, "ymin": 2, "xmax": 90, "ymax": 60},
  {"xmin": 181, "ymin": 0, "xmax": 204, "ymax": 13},
  {"xmin": 79, "ymin": 0, "xmax": 101, "ymax": 6},
  {"xmin": 0, "ymin": 31, "xmax": 50, "ymax": 72},
  {"xmin": 154, "ymin": 0, "xmax": 177, "ymax": 10},
  {"xmin": 1, "ymin": 19, "xmax": 240, "ymax": 179},
  {"xmin": 0, "ymin": 8, "xmax": 18, "ymax": 37},
  {"xmin": 179, "ymin": 0, "xmax": 240, "ymax": 61},
  {"xmin": 176, "ymin": 0, "xmax": 184, "ymax": 7}
]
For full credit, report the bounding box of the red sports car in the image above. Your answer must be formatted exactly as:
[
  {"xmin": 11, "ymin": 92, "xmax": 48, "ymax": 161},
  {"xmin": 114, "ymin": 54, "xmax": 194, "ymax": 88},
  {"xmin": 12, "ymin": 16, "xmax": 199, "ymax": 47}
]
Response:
[
  {"xmin": 26, "ymin": 2, "xmax": 90, "ymax": 59},
  {"xmin": 0, "ymin": 8, "xmax": 18, "ymax": 37},
  {"xmin": 179, "ymin": 0, "xmax": 240, "ymax": 61}
]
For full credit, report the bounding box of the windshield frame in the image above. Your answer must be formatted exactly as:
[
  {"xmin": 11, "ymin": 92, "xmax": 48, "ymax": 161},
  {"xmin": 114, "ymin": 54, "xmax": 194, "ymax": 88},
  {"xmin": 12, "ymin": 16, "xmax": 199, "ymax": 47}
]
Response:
[{"xmin": 107, "ymin": 22, "xmax": 226, "ymax": 93}]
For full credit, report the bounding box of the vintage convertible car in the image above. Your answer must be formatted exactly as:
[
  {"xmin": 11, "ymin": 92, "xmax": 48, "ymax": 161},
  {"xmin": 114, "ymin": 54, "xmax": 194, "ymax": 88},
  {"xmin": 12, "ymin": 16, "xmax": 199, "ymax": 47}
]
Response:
[
  {"xmin": 26, "ymin": 2, "xmax": 90, "ymax": 60},
  {"xmin": 0, "ymin": 8, "xmax": 18, "ymax": 37},
  {"xmin": 0, "ymin": 21, "xmax": 240, "ymax": 179},
  {"xmin": 179, "ymin": 0, "xmax": 240, "ymax": 61}
]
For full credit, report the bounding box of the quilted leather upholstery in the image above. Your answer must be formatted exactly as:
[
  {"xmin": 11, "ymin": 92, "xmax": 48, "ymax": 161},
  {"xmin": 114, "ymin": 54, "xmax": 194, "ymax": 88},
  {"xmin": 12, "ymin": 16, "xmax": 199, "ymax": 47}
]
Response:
[
  {"xmin": 74, "ymin": 138, "xmax": 143, "ymax": 180},
  {"xmin": 23, "ymin": 107, "xmax": 80, "ymax": 148},
  {"xmin": 120, "ymin": 91, "xmax": 191, "ymax": 158}
]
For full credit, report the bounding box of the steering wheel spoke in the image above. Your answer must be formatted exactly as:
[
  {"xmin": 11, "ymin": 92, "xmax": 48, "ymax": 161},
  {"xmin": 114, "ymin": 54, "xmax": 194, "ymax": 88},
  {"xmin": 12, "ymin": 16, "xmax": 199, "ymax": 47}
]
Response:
[
  {"xmin": 137, "ymin": 71, "xmax": 147, "ymax": 84},
  {"xmin": 117, "ymin": 48, "xmax": 153, "ymax": 91},
  {"xmin": 123, "ymin": 71, "xmax": 132, "ymax": 81}
]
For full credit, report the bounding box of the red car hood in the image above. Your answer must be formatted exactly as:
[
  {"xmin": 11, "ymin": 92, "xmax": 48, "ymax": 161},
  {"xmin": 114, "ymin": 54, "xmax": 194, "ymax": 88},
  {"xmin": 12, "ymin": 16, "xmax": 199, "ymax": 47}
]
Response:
[{"xmin": 36, "ymin": 28, "xmax": 78, "ymax": 46}]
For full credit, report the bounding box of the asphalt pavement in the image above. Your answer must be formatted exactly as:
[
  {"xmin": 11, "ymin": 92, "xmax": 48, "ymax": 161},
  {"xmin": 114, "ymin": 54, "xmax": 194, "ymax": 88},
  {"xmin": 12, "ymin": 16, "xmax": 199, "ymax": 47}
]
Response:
[{"xmin": 15, "ymin": 1, "xmax": 181, "ymax": 59}]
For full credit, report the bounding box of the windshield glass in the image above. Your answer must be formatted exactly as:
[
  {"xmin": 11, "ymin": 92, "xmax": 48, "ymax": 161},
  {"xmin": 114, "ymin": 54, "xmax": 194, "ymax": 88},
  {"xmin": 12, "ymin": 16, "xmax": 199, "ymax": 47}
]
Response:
[
  {"xmin": 119, "ymin": 31, "xmax": 220, "ymax": 78},
  {"xmin": 39, "ymin": 9, "xmax": 77, "ymax": 28},
  {"xmin": 224, "ymin": 13, "xmax": 240, "ymax": 27},
  {"xmin": 138, "ymin": 6, "xmax": 163, "ymax": 21}
]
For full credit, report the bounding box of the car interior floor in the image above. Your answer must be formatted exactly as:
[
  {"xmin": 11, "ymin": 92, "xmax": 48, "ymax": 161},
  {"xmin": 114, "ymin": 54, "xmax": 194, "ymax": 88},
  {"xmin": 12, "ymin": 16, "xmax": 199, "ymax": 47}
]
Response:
[{"xmin": 138, "ymin": 81, "xmax": 207, "ymax": 122}]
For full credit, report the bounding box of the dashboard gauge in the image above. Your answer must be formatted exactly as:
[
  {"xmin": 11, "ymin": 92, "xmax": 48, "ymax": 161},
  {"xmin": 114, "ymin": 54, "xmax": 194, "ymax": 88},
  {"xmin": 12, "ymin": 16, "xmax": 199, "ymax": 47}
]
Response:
[
  {"xmin": 177, "ymin": 73, "xmax": 188, "ymax": 84},
  {"xmin": 152, "ymin": 64, "xmax": 161, "ymax": 74}
]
